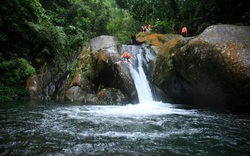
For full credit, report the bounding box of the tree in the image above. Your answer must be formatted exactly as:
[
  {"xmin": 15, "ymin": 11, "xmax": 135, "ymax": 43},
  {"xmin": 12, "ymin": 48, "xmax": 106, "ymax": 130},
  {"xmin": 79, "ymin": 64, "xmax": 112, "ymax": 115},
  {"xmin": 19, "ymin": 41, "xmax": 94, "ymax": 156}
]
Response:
[
  {"xmin": 0, "ymin": 0, "xmax": 47, "ymax": 59},
  {"xmin": 116, "ymin": 0, "xmax": 250, "ymax": 35},
  {"xmin": 106, "ymin": 7, "xmax": 140, "ymax": 43}
]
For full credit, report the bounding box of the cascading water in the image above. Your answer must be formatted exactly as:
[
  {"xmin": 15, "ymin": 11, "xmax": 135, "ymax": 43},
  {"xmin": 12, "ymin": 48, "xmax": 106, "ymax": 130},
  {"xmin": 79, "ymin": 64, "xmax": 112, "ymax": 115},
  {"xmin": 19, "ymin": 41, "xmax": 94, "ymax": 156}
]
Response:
[{"xmin": 121, "ymin": 45, "xmax": 153, "ymax": 103}]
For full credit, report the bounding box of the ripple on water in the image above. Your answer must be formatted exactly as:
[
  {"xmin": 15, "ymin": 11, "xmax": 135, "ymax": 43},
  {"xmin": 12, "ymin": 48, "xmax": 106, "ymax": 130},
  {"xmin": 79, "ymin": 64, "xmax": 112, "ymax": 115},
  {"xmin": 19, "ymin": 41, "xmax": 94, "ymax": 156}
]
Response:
[{"xmin": 1, "ymin": 102, "xmax": 250, "ymax": 155}]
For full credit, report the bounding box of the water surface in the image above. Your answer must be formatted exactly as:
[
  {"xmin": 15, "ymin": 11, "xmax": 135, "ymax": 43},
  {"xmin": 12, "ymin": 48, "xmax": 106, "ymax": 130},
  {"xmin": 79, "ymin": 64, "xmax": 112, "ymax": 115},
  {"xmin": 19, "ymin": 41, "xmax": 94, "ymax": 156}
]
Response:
[{"xmin": 0, "ymin": 101, "xmax": 249, "ymax": 156}]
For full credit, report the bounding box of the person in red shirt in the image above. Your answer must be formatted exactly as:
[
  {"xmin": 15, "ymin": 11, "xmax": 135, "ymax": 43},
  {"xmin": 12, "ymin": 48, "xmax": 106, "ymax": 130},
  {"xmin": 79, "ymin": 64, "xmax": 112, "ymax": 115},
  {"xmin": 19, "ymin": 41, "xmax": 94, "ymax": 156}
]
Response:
[
  {"xmin": 121, "ymin": 51, "xmax": 133, "ymax": 64},
  {"xmin": 148, "ymin": 24, "xmax": 152, "ymax": 32},
  {"xmin": 181, "ymin": 26, "xmax": 187, "ymax": 37}
]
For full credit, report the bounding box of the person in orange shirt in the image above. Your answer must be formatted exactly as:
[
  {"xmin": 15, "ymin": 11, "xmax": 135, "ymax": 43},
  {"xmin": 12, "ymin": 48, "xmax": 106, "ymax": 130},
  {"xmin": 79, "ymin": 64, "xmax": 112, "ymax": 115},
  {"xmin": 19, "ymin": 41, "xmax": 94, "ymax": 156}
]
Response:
[
  {"xmin": 121, "ymin": 51, "xmax": 133, "ymax": 64},
  {"xmin": 181, "ymin": 26, "xmax": 187, "ymax": 37}
]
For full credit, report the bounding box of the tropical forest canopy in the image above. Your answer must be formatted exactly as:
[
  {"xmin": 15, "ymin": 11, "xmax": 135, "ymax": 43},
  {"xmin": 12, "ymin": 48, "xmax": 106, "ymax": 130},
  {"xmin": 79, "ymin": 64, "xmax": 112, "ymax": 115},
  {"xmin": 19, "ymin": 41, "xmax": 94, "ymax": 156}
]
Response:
[{"xmin": 0, "ymin": 0, "xmax": 249, "ymax": 100}]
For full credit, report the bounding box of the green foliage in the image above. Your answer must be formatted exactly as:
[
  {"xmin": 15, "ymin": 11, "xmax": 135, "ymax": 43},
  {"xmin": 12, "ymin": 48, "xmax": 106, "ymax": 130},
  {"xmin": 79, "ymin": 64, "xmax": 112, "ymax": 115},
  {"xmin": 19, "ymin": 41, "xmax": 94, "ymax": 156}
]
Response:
[
  {"xmin": 0, "ymin": 84, "xmax": 30, "ymax": 101},
  {"xmin": 106, "ymin": 8, "xmax": 140, "ymax": 43},
  {"xmin": 24, "ymin": 21, "xmax": 68, "ymax": 66},
  {"xmin": 0, "ymin": 0, "xmax": 48, "ymax": 60},
  {"xmin": 153, "ymin": 19, "xmax": 175, "ymax": 34},
  {"xmin": 80, "ymin": 52, "xmax": 95, "ymax": 80},
  {"xmin": 0, "ymin": 58, "xmax": 35, "ymax": 85},
  {"xmin": 167, "ymin": 56, "xmax": 174, "ymax": 71},
  {"xmin": 68, "ymin": 50, "xmax": 95, "ymax": 82},
  {"xmin": 69, "ymin": 59, "xmax": 78, "ymax": 79},
  {"xmin": 116, "ymin": 0, "xmax": 154, "ymax": 23}
]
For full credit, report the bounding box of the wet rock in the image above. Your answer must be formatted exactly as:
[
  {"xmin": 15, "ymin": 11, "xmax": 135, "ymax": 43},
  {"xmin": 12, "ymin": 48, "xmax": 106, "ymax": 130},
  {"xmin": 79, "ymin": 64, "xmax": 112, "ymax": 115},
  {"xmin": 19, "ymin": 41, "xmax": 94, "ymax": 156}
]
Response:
[
  {"xmin": 26, "ymin": 64, "xmax": 68, "ymax": 100},
  {"xmin": 65, "ymin": 86, "xmax": 100, "ymax": 104},
  {"xmin": 90, "ymin": 35, "xmax": 138, "ymax": 103},
  {"xmin": 154, "ymin": 24, "xmax": 250, "ymax": 112},
  {"xmin": 63, "ymin": 35, "xmax": 138, "ymax": 104},
  {"xmin": 97, "ymin": 88, "xmax": 127, "ymax": 104}
]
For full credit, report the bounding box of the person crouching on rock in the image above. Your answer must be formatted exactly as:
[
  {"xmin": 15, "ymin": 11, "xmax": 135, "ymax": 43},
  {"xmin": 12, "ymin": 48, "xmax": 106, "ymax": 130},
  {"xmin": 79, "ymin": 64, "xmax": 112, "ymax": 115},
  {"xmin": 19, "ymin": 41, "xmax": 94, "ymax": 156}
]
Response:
[{"xmin": 121, "ymin": 51, "xmax": 133, "ymax": 64}]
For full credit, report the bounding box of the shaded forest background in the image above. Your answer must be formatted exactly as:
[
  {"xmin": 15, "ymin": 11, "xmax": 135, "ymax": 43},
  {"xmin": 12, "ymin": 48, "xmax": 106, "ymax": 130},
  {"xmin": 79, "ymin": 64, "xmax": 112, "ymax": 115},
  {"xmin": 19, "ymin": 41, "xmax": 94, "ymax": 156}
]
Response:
[{"xmin": 0, "ymin": 0, "xmax": 249, "ymax": 100}]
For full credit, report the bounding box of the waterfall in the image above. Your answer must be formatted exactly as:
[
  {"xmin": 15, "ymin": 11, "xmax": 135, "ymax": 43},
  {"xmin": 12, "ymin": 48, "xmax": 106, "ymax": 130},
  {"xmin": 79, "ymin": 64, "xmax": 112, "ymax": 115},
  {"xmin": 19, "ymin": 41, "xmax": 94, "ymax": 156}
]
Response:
[{"xmin": 121, "ymin": 45, "xmax": 154, "ymax": 103}]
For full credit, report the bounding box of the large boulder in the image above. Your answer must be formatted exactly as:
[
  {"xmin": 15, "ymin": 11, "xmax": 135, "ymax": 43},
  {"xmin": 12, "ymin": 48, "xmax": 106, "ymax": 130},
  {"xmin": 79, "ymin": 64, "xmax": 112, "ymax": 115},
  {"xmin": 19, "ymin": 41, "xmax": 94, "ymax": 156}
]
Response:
[
  {"xmin": 90, "ymin": 35, "xmax": 138, "ymax": 103},
  {"xmin": 154, "ymin": 24, "xmax": 250, "ymax": 112},
  {"xmin": 64, "ymin": 35, "xmax": 138, "ymax": 104}
]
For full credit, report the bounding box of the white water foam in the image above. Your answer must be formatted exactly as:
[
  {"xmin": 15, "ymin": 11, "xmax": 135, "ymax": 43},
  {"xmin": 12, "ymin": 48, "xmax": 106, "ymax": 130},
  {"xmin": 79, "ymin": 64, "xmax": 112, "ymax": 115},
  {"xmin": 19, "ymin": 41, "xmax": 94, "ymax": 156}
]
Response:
[{"xmin": 57, "ymin": 101, "xmax": 195, "ymax": 119}]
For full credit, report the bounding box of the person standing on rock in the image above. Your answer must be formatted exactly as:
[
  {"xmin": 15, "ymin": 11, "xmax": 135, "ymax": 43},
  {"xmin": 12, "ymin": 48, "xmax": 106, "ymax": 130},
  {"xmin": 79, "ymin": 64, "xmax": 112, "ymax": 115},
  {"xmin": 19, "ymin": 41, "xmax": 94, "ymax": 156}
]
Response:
[
  {"xmin": 181, "ymin": 26, "xmax": 187, "ymax": 36},
  {"xmin": 141, "ymin": 25, "xmax": 147, "ymax": 32},
  {"xmin": 121, "ymin": 51, "xmax": 133, "ymax": 64},
  {"xmin": 130, "ymin": 33, "xmax": 137, "ymax": 45},
  {"xmin": 181, "ymin": 26, "xmax": 187, "ymax": 37},
  {"xmin": 147, "ymin": 24, "xmax": 152, "ymax": 32}
]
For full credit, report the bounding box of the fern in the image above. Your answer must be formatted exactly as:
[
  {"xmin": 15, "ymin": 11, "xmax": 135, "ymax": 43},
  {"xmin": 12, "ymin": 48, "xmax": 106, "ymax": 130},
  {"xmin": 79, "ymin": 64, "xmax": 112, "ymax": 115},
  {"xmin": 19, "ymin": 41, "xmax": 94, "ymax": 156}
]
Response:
[{"xmin": 53, "ymin": 26, "xmax": 67, "ymax": 46}]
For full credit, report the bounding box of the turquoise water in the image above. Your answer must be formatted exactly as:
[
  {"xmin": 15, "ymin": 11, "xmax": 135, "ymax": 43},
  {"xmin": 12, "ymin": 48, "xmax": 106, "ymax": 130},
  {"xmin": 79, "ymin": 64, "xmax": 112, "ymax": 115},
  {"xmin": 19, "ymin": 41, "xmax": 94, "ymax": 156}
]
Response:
[{"xmin": 0, "ymin": 100, "xmax": 249, "ymax": 156}]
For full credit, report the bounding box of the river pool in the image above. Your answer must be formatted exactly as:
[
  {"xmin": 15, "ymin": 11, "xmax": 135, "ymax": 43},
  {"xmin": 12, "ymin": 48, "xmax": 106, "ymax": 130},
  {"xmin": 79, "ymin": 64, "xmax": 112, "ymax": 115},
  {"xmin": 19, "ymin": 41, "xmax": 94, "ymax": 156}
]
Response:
[{"xmin": 0, "ymin": 100, "xmax": 249, "ymax": 156}]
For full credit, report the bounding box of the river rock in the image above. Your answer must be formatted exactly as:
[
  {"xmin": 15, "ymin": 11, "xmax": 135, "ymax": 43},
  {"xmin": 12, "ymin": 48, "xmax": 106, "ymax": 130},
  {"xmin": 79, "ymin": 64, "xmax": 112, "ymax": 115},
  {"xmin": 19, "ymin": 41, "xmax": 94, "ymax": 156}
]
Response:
[
  {"xmin": 97, "ymin": 88, "xmax": 126, "ymax": 104},
  {"xmin": 90, "ymin": 35, "xmax": 138, "ymax": 103},
  {"xmin": 27, "ymin": 64, "xmax": 66, "ymax": 100},
  {"xmin": 65, "ymin": 36, "xmax": 138, "ymax": 104},
  {"xmin": 154, "ymin": 24, "xmax": 250, "ymax": 112}
]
